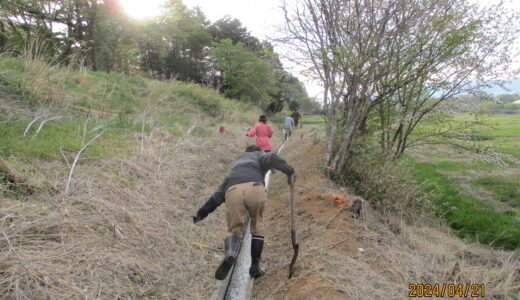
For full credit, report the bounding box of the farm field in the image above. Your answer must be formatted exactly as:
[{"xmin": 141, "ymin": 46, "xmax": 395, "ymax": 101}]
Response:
[
  {"xmin": 301, "ymin": 114, "xmax": 325, "ymax": 125},
  {"xmin": 459, "ymin": 114, "xmax": 520, "ymax": 157},
  {"xmin": 407, "ymin": 114, "xmax": 520, "ymax": 250}
]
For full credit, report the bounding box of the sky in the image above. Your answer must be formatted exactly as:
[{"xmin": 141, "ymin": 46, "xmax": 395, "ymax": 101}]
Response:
[
  {"xmin": 120, "ymin": 0, "xmax": 285, "ymax": 38},
  {"xmin": 119, "ymin": 0, "xmax": 520, "ymax": 99}
]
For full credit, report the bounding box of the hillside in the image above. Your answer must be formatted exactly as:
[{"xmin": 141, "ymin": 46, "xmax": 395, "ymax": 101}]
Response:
[
  {"xmin": 0, "ymin": 54, "xmax": 280, "ymax": 298},
  {"xmin": 483, "ymin": 78, "xmax": 520, "ymax": 96}
]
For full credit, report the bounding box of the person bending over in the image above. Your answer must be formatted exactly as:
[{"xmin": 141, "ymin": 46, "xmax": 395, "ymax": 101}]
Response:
[{"xmin": 193, "ymin": 145, "xmax": 295, "ymax": 279}]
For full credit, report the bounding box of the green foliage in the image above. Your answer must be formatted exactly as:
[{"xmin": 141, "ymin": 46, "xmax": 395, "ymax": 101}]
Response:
[
  {"xmin": 211, "ymin": 39, "xmax": 277, "ymax": 107},
  {"xmin": 0, "ymin": 0, "xmax": 313, "ymax": 115},
  {"xmin": 95, "ymin": 3, "xmax": 137, "ymax": 73},
  {"xmin": 289, "ymin": 101, "xmax": 299, "ymax": 111},
  {"xmin": 136, "ymin": 1, "xmax": 212, "ymax": 82},
  {"xmin": 209, "ymin": 16, "xmax": 249, "ymax": 45},
  {"xmin": 278, "ymin": 73, "xmax": 320, "ymax": 114},
  {"xmin": 340, "ymin": 143, "xmax": 431, "ymax": 216}
]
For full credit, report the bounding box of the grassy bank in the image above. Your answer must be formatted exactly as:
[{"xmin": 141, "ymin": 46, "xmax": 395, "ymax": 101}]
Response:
[
  {"xmin": 301, "ymin": 114, "xmax": 325, "ymax": 125},
  {"xmin": 0, "ymin": 55, "xmax": 254, "ymax": 160},
  {"xmin": 0, "ymin": 54, "xmax": 268, "ymax": 298}
]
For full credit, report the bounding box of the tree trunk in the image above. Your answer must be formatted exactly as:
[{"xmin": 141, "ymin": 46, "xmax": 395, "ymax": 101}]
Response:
[
  {"xmin": 0, "ymin": 21, "xmax": 6, "ymax": 50},
  {"xmin": 87, "ymin": 0, "xmax": 98, "ymax": 71},
  {"xmin": 328, "ymin": 95, "xmax": 368, "ymax": 175}
]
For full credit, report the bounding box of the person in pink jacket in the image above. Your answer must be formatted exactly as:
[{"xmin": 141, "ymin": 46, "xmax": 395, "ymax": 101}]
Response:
[{"xmin": 246, "ymin": 115, "xmax": 275, "ymax": 152}]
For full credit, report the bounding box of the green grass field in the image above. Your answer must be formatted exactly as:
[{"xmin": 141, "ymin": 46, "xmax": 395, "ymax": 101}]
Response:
[
  {"xmin": 408, "ymin": 114, "xmax": 520, "ymax": 250},
  {"xmin": 457, "ymin": 114, "xmax": 520, "ymax": 156},
  {"xmin": 301, "ymin": 114, "xmax": 325, "ymax": 125}
]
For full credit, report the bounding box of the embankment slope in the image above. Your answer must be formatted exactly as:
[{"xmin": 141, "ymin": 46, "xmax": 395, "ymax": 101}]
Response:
[
  {"xmin": 254, "ymin": 128, "xmax": 519, "ymax": 299},
  {"xmin": 0, "ymin": 55, "xmax": 285, "ymax": 298}
]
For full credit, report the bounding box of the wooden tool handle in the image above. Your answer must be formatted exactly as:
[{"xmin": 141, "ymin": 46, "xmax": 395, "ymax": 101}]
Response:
[{"xmin": 289, "ymin": 175, "xmax": 296, "ymax": 244}]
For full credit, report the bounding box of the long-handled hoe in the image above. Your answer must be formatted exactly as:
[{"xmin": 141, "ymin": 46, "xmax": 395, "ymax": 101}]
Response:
[{"xmin": 288, "ymin": 174, "xmax": 299, "ymax": 278}]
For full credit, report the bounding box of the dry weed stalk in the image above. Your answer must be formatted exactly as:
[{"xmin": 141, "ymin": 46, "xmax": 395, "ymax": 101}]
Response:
[
  {"xmin": 33, "ymin": 116, "xmax": 64, "ymax": 137},
  {"xmin": 64, "ymin": 127, "xmax": 106, "ymax": 194},
  {"xmin": 23, "ymin": 115, "xmax": 42, "ymax": 136},
  {"xmin": 20, "ymin": 38, "xmax": 77, "ymax": 106}
]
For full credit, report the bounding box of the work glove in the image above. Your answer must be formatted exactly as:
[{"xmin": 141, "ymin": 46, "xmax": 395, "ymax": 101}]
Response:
[
  {"xmin": 192, "ymin": 214, "xmax": 204, "ymax": 224},
  {"xmin": 287, "ymin": 173, "xmax": 297, "ymax": 185}
]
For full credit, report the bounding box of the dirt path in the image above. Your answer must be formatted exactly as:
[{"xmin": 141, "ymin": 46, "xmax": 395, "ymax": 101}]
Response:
[{"xmin": 254, "ymin": 131, "xmax": 367, "ymax": 299}]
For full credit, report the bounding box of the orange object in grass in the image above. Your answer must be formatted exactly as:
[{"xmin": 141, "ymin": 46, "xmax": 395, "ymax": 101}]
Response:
[{"xmin": 331, "ymin": 194, "xmax": 347, "ymax": 209}]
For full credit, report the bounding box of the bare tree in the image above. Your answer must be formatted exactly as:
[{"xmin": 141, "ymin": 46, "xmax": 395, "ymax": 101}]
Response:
[
  {"xmin": 281, "ymin": 0, "xmax": 520, "ymax": 174},
  {"xmin": 376, "ymin": 1, "xmax": 520, "ymax": 160},
  {"xmin": 282, "ymin": 0, "xmax": 417, "ymax": 174}
]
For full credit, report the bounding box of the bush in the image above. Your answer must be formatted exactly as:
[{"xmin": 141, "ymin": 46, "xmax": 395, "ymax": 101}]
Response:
[{"xmin": 339, "ymin": 143, "xmax": 431, "ymax": 217}]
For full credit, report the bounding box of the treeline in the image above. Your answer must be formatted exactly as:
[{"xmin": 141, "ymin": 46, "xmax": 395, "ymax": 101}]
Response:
[
  {"xmin": 0, "ymin": 0, "xmax": 320, "ymax": 113},
  {"xmin": 446, "ymin": 94, "xmax": 520, "ymax": 114},
  {"xmin": 479, "ymin": 94, "xmax": 520, "ymax": 115}
]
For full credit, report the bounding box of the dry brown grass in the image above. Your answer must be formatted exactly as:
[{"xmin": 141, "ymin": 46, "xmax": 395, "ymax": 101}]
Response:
[
  {"xmin": 0, "ymin": 44, "xmax": 273, "ymax": 298},
  {"xmin": 253, "ymin": 127, "xmax": 520, "ymax": 300},
  {"xmin": 0, "ymin": 116, "xmax": 282, "ymax": 299},
  {"xmin": 2, "ymin": 119, "xmax": 518, "ymax": 299},
  {"xmin": 18, "ymin": 39, "xmax": 76, "ymax": 106}
]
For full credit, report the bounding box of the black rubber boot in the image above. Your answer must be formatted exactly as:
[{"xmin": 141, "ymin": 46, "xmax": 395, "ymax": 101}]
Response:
[
  {"xmin": 215, "ymin": 234, "xmax": 241, "ymax": 280},
  {"xmin": 249, "ymin": 235, "xmax": 265, "ymax": 278}
]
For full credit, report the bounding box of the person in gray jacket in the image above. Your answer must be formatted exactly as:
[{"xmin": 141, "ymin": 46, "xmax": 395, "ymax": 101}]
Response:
[
  {"xmin": 193, "ymin": 145, "xmax": 295, "ymax": 280},
  {"xmin": 284, "ymin": 115, "xmax": 294, "ymax": 140}
]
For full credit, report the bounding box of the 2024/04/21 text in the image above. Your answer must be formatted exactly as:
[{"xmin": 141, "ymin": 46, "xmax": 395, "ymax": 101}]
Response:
[{"xmin": 408, "ymin": 284, "xmax": 485, "ymax": 297}]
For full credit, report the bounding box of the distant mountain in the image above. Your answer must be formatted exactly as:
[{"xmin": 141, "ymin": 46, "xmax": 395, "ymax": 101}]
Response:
[{"xmin": 483, "ymin": 78, "xmax": 520, "ymax": 95}]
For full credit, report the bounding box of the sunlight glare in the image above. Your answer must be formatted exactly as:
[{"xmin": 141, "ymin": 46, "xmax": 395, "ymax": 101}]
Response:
[{"xmin": 119, "ymin": 0, "xmax": 164, "ymax": 19}]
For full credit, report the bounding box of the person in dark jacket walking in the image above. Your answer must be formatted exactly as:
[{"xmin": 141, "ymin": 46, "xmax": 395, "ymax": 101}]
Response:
[
  {"xmin": 193, "ymin": 145, "xmax": 295, "ymax": 280},
  {"xmin": 291, "ymin": 110, "xmax": 301, "ymax": 127}
]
